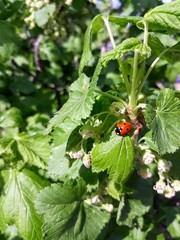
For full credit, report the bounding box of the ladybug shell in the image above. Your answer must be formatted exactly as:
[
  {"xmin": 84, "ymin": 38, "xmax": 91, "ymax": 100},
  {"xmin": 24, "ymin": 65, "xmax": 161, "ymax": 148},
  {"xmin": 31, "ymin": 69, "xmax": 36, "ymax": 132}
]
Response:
[{"xmin": 115, "ymin": 122, "xmax": 132, "ymax": 136}]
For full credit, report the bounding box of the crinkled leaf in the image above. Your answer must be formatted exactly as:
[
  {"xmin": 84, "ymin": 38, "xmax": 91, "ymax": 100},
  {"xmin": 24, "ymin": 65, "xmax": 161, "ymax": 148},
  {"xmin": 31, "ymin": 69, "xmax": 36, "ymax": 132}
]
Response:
[
  {"xmin": 79, "ymin": 14, "xmax": 104, "ymax": 74},
  {"xmin": 48, "ymin": 120, "xmax": 80, "ymax": 178},
  {"xmin": 16, "ymin": 134, "xmax": 50, "ymax": 169},
  {"xmin": 35, "ymin": 4, "xmax": 56, "ymax": 27},
  {"xmin": 0, "ymin": 169, "xmax": 47, "ymax": 240},
  {"xmin": 35, "ymin": 179, "xmax": 110, "ymax": 240},
  {"xmin": 91, "ymin": 134, "xmax": 134, "ymax": 184},
  {"xmin": 0, "ymin": 107, "xmax": 23, "ymax": 129},
  {"xmin": 117, "ymin": 176, "xmax": 153, "ymax": 227},
  {"xmin": 145, "ymin": 88, "xmax": 180, "ymax": 155},
  {"xmin": 137, "ymin": 0, "xmax": 180, "ymax": 33},
  {"xmin": 0, "ymin": 133, "xmax": 50, "ymax": 169},
  {"xmin": 100, "ymin": 38, "xmax": 151, "ymax": 66},
  {"xmin": 47, "ymin": 74, "xmax": 95, "ymax": 133},
  {"xmin": 166, "ymin": 207, "xmax": 180, "ymax": 239}
]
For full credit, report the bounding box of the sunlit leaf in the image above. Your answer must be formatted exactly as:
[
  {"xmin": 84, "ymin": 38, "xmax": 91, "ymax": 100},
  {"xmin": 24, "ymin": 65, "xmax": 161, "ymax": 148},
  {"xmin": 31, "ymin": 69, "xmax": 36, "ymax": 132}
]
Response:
[
  {"xmin": 0, "ymin": 169, "xmax": 47, "ymax": 240},
  {"xmin": 91, "ymin": 134, "xmax": 134, "ymax": 184},
  {"xmin": 35, "ymin": 179, "xmax": 110, "ymax": 240},
  {"xmin": 145, "ymin": 88, "xmax": 180, "ymax": 154}
]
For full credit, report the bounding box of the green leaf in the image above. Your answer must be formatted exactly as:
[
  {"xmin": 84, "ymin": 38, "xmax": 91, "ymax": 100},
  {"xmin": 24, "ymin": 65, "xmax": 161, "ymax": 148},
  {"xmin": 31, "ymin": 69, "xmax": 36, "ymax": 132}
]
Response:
[
  {"xmin": 91, "ymin": 134, "xmax": 134, "ymax": 184},
  {"xmin": 35, "ymin": 3, "xmax": 56, "ymax": 27},
  {"xmin": 47, "ymin": 74, "xmax": 95, "ymax": 133},
  {"xmin": 0, "ymin": 169, "xmax": 46, "ymax": 240},
  {"xmin": 79, "ymin": 14, "xmax": 104, "ymax": 74},
  {"xmin": 117, "ymin": 176, "xmax": 153, "ymax": 227},
  {"xmin": 0, "ymin": 1, "xmax": 22, "ymax": 20},
  {"xmin": 145, "ymin": 88, "xmax": 180, "ymax": 155},
  {"xmin": 0, "ymin": 107, "xmax": 23, "ymax": 129},
  {"xmin": 100, "ymin": 38, "xmax": 150, "ymax": 66},
  {"xmin": 0, "ymin": 20, "xmax": 20, "ymax": 62},
  {"xmin": 166, "ymin": 207, "xmax": 180, "ymax": 239},
  {"xmin": 16, "ymin": 134, "xmax": 50, "ymax": 169},
  {"xmin": 35, "ymin": 179, "xmax": 110, "ymax": 240},
  {"xmin": 137, "ymin": 0, "xmax": 180, "ymax": 33},
  {"xmin": 0, "ymin": 134, "xmax": 50, "ymax": 169}
]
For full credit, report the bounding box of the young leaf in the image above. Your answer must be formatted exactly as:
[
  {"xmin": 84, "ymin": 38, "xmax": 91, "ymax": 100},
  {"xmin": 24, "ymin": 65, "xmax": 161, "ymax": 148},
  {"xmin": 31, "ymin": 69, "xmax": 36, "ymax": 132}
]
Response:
[
  {"xmin": 100, "ymin": 38, "xmax": 150, "ymax": 66},
  {"xmin": 47, "ymin": 74, "xmax": 95, "ymax": 133},
  {"xmin": 137, "ymin": 0, "xmax": 180, "ymax": 33},
  {"xmin": 79, "ymin": 14, "xmax": 104, "ymax": 74},
  {"xmin": 0, "ymin": 169, "xmax": 47, "ymax": 240},
  {"xmin": 91, "ymin": 134, "xmax": 134, "ymax": 184},
  {"xmin": 145, "ymin": 88, "xmax": 180, "ymax": 155},
  {"xmin": 35, "ymin": 179, "xmax": 110, "ymax": 240}
]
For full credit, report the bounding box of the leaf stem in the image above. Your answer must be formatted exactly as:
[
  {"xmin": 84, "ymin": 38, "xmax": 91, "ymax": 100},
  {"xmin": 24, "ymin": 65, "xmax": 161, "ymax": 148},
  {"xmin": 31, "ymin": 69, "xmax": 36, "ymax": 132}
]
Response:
[
  {"xmin": 102, "ymin": 16, "xmax": 130, "ymax": 94},
  {"xmin": 95, "ymin": 89, "xmax": 127, "ymax": 105},
  {"xmin": 129, "ymin": 49, "xmax": 139, "ymax": 108},
  {"xmin": 143, "ymin": 20, "xmax": 148, "ymax": 45}
]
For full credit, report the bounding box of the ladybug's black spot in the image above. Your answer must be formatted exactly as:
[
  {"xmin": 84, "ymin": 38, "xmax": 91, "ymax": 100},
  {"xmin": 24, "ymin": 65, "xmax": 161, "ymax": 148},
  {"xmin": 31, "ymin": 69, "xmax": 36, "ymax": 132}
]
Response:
[
  {"xmin": 126, "ymin": 128, "xmax": 129, "ymax": 131},
  {"xmin": 123, "ymin": 123, "xmax": 126, "ymax": 125}
]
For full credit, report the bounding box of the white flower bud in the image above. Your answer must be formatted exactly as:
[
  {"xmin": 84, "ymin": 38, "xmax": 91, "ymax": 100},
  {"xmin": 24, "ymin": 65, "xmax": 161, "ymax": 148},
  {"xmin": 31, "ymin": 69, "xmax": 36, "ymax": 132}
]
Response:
[
  {"xmin": 91, "ymin": 195, "xmax": 101, "ymax": 204},
  {"xmin": 142, "ymin": 150, "xmax": 156, "ymax": 165},
  {"xmin": 164, "ymin": 185, "xmax": 176, "ymax": 199},
  {"xmin": 44, "ymin": 0, "xmax": 49, "ymax": 4},
  {"xmin": 34, "ymin": 1, "xmax": 44, "ymax": 8},
  {"xmin": 153, "ymin": 179, "xmax": 166, "ymax": 194},
  {"xmin": 158, "ymin": 159, "xmax": 172, "ymax": 172},
  {"xmin": 26, "ymin": 0, "xmax": 32, "ymax": 6},
  {"xmin": 68, "ymin": 150, "xmax": 84, "ymax": 159},
  {"xmin": 82, "ymin": 153, "xmax": 91, "ymax": 168},
  {"xmin": 171, "ymin": 180, "xmax": 180, "ymax": 192},
  {"xmin": 102, "ymin": 203, "xmax": 113, "ymax": 212}
]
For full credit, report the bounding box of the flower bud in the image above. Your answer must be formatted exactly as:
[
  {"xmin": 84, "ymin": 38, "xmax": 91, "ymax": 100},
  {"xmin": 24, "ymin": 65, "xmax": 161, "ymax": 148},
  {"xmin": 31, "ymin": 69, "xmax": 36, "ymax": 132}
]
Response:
[
  {"xmin": 171, "ymin": 180, "xmax": 180, "ymax": 192},
  {"xmin": 68, "ymin": 150, "xmax": 84, "ymax": 159},
  {"xmin": 82, "ymin": 153, "xmax": 91, "ymax": 168},
  {"xmin": 142, "ymin": 150, "xmax": 155, "ymax": 165},
  {"xmin": 164, "ymin": 185, "xmax": 176, "ymax": 199},
  {"xmin": 153, "ymin": 179, "xmax": 166, "ymax": 194},
  {"xmin": 158, "ymin": 159, "xmax": 172, "ymax": 172}
]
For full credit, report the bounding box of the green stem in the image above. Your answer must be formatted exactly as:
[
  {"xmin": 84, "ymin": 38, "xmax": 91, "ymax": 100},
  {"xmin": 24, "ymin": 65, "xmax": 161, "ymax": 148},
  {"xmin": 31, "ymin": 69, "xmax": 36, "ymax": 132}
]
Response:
[
  {"xmin": 129, "ymin": 49, "xmax": 139, "ymax": 108},
  {"xmin": 95, "ymin": 89, "xmax": 127, "ymax": 105},
  {"xmin": 102, "ymin": 16, "xmax": 130, "ymax": 94},
  {"xmin": 138, "ymin": 49, "xmax": 168, "ymax": 94},
  {"xmin": 143, "ymin": 20, "xmax": 148, "ymax": 45}
]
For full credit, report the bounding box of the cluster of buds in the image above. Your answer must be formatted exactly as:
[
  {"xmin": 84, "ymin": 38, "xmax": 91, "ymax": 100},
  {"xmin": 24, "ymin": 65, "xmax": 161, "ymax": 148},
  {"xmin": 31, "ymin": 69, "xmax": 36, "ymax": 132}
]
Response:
[
  {"xmin": 138, "ymin": 149, "xmax": 156, "ymax": 179},
  {"xmin": 68, "ymin": 149, "xmax": 91, "ymax": 169},
  {"xmin": 153, "ymin": 159, "xmax": 180, "ymax": 198},
  {"xmin": 24, "ymin": 0, "xmax": 50, "ymax": 29}
]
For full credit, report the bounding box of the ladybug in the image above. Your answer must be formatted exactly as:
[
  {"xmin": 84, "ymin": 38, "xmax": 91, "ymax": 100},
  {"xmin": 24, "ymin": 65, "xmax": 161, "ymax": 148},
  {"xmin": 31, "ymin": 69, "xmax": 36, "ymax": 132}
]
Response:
[{"xmin": 115, "ymin": 121, "xmax": 132, "ymax": 136}]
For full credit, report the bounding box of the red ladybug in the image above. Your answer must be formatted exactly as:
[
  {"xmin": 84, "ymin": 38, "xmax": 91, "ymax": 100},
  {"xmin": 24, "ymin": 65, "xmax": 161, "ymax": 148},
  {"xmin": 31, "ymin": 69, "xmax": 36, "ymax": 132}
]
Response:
[{"xmin": 115, "ymin": 121, "xmax": 132, "ymax": 136}]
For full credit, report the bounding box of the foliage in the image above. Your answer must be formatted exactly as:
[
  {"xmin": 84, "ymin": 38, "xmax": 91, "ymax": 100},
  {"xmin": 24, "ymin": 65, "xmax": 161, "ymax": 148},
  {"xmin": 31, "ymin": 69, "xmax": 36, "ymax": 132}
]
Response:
[{"xmin": 0, "ymin": 0, "xmax": 180, "ymax": 239}]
